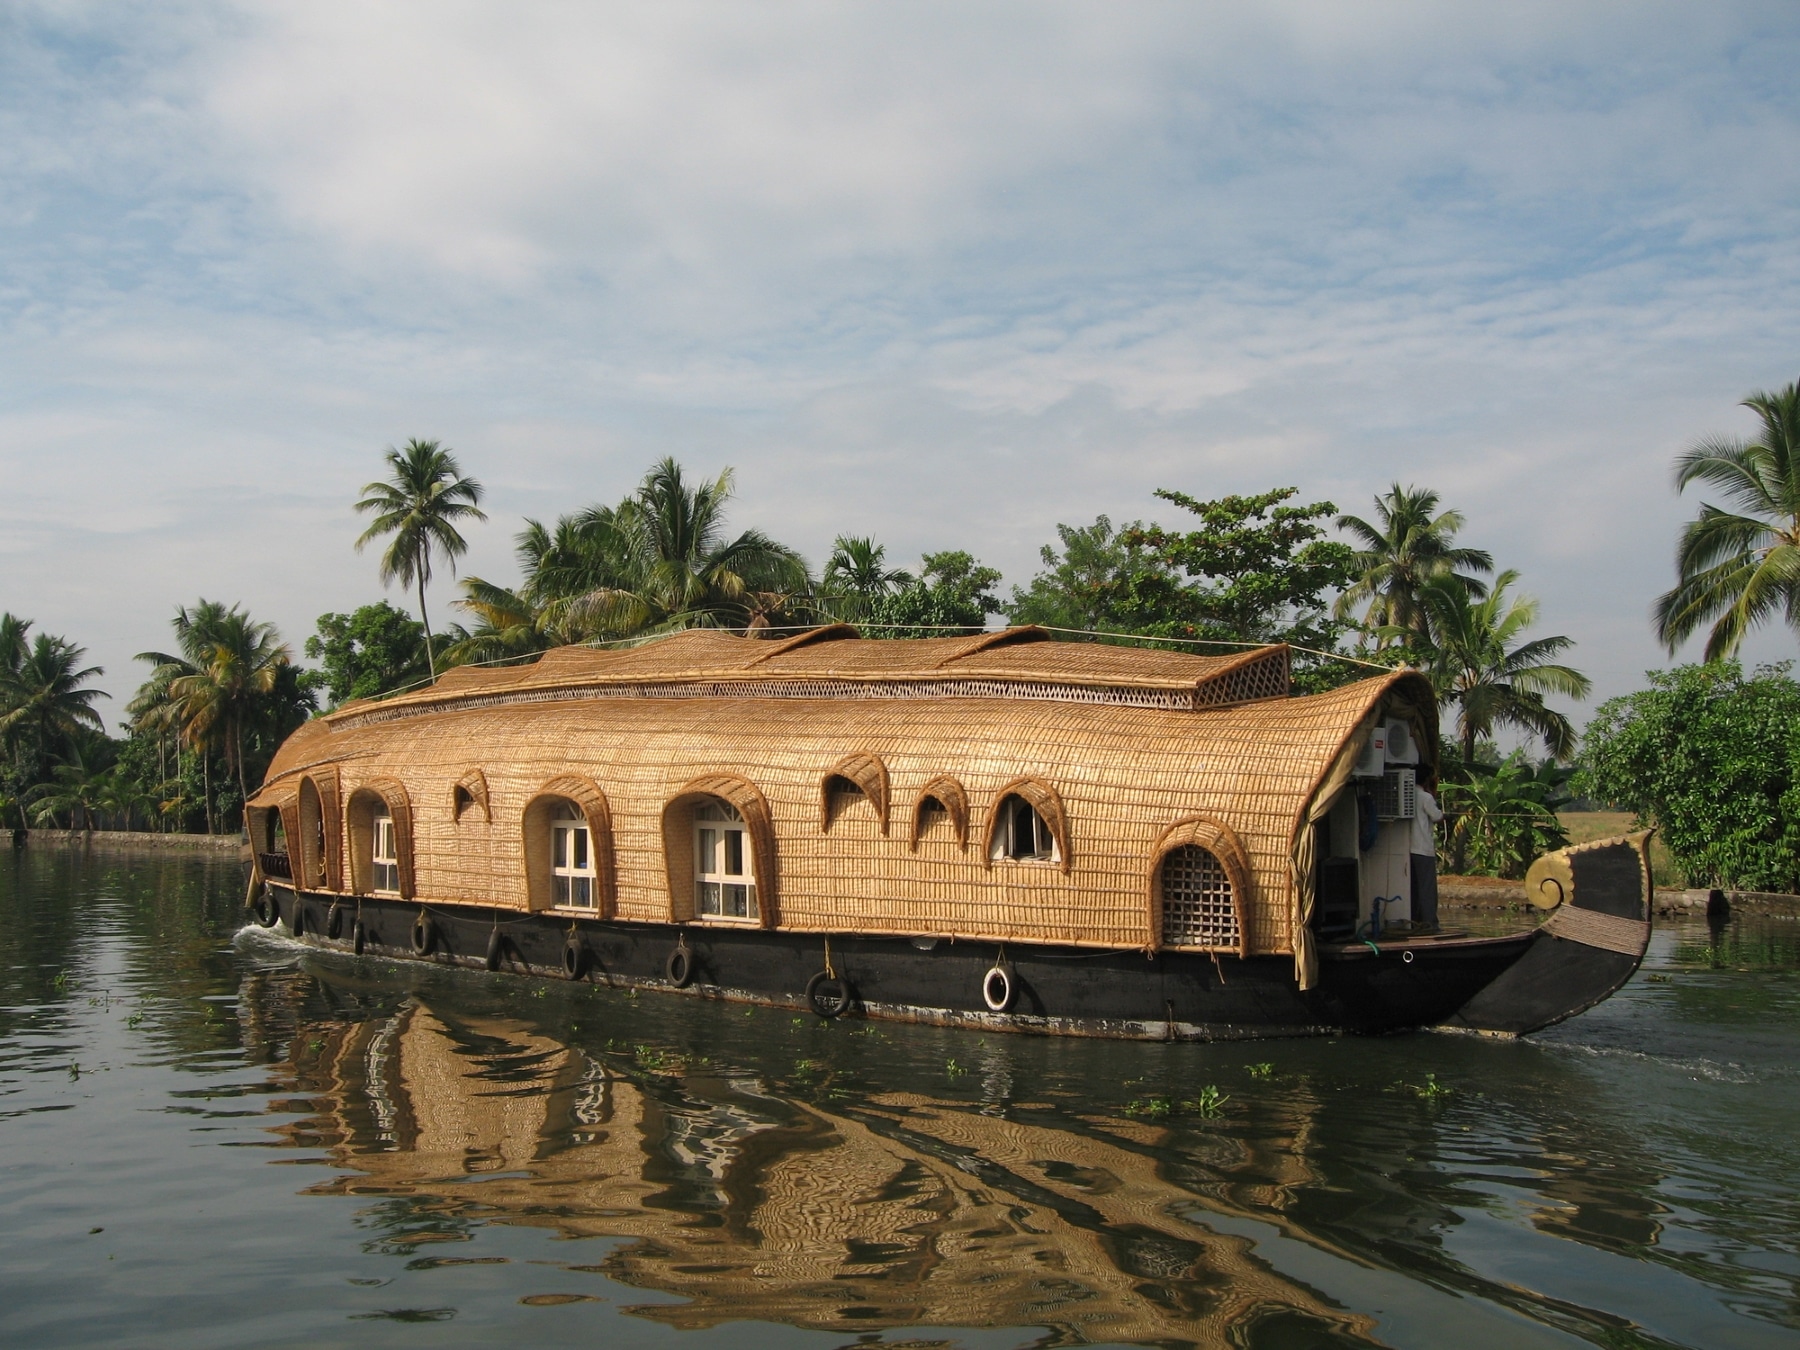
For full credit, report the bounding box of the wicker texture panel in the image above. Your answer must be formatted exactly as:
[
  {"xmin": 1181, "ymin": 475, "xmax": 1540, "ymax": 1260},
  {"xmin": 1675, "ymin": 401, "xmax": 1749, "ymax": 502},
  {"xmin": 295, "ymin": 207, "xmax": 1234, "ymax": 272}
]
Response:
[{"xmin": 262, "ymin": 670, "xmax": 1406, "ymax": 957}]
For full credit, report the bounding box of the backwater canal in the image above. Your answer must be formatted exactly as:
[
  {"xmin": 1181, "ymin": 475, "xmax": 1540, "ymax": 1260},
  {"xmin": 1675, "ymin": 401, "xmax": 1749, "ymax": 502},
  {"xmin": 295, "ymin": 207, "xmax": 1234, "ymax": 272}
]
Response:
[{"xmin": 2, "ymin": 846, "xmax": 1797, "ymax": 1350}]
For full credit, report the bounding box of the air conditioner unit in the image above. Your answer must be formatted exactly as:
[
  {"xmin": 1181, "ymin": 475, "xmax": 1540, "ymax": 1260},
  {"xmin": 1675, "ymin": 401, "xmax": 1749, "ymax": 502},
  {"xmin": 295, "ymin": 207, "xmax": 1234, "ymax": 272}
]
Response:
[
  {"xmin": 1353, "ymin": 726, "xmax": 1388, "ymax": 778},
  {"xmin": 1385, "ymin": 721, "xmax": 1416, "ymax": 765},
  {"xmin": 1374, "ymin": 767, "xmax": 1416, "ymax": 820}
]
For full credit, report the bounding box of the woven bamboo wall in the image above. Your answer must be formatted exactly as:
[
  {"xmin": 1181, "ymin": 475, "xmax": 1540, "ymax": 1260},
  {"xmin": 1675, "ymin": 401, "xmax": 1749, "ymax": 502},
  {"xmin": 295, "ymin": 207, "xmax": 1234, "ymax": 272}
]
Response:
[{"xmin": 255, "ymin": 667, "xmax": 1410, "ymax": 956}]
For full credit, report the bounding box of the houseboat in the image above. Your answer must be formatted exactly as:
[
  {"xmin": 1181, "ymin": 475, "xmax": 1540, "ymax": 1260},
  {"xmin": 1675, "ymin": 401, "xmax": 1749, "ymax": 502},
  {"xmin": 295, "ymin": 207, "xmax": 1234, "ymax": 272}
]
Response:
[{"xmin": 244, "ymin": 625, "xmax": 1653, "ymax": 1039}]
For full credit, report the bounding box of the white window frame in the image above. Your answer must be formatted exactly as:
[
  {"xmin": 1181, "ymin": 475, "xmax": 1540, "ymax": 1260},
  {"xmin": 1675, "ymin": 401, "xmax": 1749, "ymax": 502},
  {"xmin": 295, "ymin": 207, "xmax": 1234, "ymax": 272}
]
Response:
[
  {"xmin": 371, "ymin": 812, "xmax": 400, "ymax": 894},
  {"xmin": 551, "ymin": 803, "xmax": 596, "ymax": 909},
  {"xmin": 991, "ymin": 795, "xmax": 1060, "ymax": 864},
  {"xmin": 694, "ymin": 799, "xmax": 757, "ymax": 922}
]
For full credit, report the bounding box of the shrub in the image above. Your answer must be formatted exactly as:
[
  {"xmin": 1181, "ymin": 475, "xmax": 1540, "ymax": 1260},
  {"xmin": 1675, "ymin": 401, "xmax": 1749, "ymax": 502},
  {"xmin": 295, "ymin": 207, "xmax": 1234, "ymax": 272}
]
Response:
[{"xmin": 1576, "ymin": 662, "xmax": 1800, "ymax": 892}]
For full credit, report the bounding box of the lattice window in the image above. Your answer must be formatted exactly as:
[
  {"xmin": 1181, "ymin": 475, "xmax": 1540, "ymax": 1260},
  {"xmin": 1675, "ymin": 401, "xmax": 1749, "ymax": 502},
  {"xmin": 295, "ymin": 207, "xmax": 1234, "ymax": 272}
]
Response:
[
  {"xmin": 371, "ymin": 814, "xmax": 400, "ymax": 894},
  {"xmin": 1161, "ymin": 844, "xmax": 1238, "ymax": 948}
]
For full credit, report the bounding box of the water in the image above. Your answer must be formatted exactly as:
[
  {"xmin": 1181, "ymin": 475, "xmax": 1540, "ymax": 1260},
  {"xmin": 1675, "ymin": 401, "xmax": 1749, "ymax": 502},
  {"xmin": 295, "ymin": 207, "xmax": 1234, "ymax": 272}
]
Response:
[{"xmin": 2, "ymin": 847, "xmax": 1797, "ymax": 1350}]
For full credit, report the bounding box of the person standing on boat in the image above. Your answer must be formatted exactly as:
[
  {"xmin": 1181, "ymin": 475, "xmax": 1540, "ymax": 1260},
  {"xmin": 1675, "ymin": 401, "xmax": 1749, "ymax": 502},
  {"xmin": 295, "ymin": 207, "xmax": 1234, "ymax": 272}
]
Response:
[{"xmin": 1411, "ymin": 786, "xmax": 1445, "ymax": 931}]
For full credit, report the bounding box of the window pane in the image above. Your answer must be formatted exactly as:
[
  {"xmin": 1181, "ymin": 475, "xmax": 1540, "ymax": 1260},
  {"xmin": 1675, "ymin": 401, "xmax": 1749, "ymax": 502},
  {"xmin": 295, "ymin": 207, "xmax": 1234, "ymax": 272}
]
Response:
[
  {"xmin": 725, "ymin": 883, "xmax": 747, "ymax": 918},
  {"xmin": 554, "ymin": 874, "xmax": 570, "ymax": 904},
  {"xmin": 724, "ymin": 829, "xmax": 744, "ymax": 878},
  {"xmin": 570, "ymin": 875, "xmax": 592, "ymax": 907},
  {"xmin": 572, "ymin": 826, "xmax": 588, "ymax": 871},
  {"xmin": 553, "ymin": 827, "xmax": 568, "ymax": 869},
  {"xmin": 698, "ymin": 828, "xmax": 717, "ymax": 875},
  {"xmin": 697, "ymin": 881, "xmax": 721, "ymax": 915}
]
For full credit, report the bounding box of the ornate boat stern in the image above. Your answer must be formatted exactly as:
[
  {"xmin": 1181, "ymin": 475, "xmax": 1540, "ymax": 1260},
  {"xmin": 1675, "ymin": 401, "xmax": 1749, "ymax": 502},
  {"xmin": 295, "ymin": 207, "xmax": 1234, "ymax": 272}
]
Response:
[{"xmin": 1442, "ymin": 831, "xmax": 1655, "ymax": 1036}]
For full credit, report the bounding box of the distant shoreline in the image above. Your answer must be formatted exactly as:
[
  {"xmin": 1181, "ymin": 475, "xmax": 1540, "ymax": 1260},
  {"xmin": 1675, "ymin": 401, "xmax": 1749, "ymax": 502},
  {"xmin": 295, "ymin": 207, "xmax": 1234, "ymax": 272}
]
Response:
[{"xmin": 18, "ymin": 829, "xmax": 245, "ymax": 853}]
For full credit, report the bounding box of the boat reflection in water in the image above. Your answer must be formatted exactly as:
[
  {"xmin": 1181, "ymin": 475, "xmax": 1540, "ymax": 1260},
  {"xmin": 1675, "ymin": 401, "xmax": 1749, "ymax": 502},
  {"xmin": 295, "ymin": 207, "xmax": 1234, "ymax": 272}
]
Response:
[{"xmin": 259, "ymin": 988, "xmax": 1373, "ymax": 1346}]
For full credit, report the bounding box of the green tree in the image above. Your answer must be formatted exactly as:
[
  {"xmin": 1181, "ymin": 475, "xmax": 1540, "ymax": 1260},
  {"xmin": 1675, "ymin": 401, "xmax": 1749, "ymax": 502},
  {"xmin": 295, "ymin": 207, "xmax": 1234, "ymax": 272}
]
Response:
[
  {"xmin": 1334, "ymin": 484, "xmax": 1493, "ymax": 648},
  {"xmin": 354, "ymin": 438, "xmax": 487, "ymax": 679},
  {"xmin": 560, "ymin": 458, "xmax": 809, "ymax": 636},
  {"xmin": 27, "ymin": 736, "xmax": 115, "ymax": 831},
  {"xmin": 1654, "ymin": 378, "xmax": 1800, "ymax": 660},
  {"xmin": 0, "ymin": 625, "xmax": 108, "ymax": 797},
  {"xmin": 1577, "ymin": 661, "xmax": 1800, "ymax": 891},
  {"xmin": 304, "ymin": 602, "xmax": 437, "ymax": 706},
  {"xmin": 1004, "ymin": 517, "xmax": 1184, "ymax": 634},
  {"xmin": 1124, "ymin": 488, "xmax": 1358, "ymax": 645},
  {"xmin": 1415, "ymin": 570, "xmax": 1591, "ymax": 768},
  {"xmin": 821, "ymin": 536, "xmax": 913, "ymax": 622},
  {"xmin": 135, "ymin": 601, "xmax": 309, "ymax": 829},
  {"xmin": 866, "ymin": 551, "xmax": 1004, "ymax": 638}
]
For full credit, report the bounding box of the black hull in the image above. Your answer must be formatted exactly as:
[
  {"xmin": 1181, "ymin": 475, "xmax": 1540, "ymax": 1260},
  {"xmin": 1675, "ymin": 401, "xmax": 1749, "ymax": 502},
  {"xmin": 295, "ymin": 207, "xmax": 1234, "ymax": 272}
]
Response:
[{"xmin": 250, "ymin": 883, "xmax": 1609, "ymax": 1040}]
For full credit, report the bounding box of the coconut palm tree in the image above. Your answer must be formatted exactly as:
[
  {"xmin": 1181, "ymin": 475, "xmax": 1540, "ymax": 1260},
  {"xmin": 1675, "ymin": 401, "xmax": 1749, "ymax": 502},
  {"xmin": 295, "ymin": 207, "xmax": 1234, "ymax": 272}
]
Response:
[
  {"xmin": 562, "ymin": 458, "xmax": 808, "ymax": 636},
  {"xmin": 355, "ymin": 439, "xmax": 487, "ymax": 678},
  {"xmin": 822, "ymin": 536, "xmax": 913, "ymax": 621},
  {"xmin": 1414, "ymin": 570, "xmax": 1591, "ymax": 765},
  {"xmin": 0, "ymin": 630, "xmax": 108, "ymax": 793},
  {"xmin": 136, "ymin": 602, "xmax": 294, "ymax": 827},
  {"xmin": 1335, "ymin": 484, "xmax": 1493, "ymax": 649},
  {"xmin": 1654, "ymin": 378, "xmax": 1800, "ymax": 660}
]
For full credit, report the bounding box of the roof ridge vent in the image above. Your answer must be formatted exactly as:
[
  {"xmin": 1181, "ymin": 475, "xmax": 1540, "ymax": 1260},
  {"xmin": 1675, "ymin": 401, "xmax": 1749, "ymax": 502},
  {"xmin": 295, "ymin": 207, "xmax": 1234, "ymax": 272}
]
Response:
[
  {"xmin": 745, "ymin": 624, "xmax": 861, "ymax": 664},
  {"xmin": 933, "ymin": 626, "xmax": 1051, "ymax": 668}
]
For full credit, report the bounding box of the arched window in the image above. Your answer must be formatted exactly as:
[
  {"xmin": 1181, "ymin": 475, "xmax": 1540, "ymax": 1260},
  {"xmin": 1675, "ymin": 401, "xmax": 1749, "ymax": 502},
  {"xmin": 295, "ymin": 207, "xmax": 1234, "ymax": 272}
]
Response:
[
  {"xmin": 991, "ymin": 795, "xmax": 1059, "ymax": 863},
  {"xmin": 818, "ymin": 753, "xmax": 889, "ymax": 834},
  {"xmin": 695, "ymin": 798, "xmax": 757, "ymax": 921},
  {"xmin": 371, "ymin": 812, "xmax": 400, "ymax": 894},
  {"xmin": 1146, "ymin": 816, "xmax": 1251, "ymax": 955},
  {"xmin": 910, "ymin": 775, "xmax": 969, "ymax": 851},
  {"xmin": 522, "ymin": 776, "xmax": 614, "ymax": 914},
  {"xmin": 984, "ymin": 780, "xmax": 1070, "ymax": 872},
  {"xmin": 550, "ymin": 801, "xmax": 595, "ymax": 908},
  {"xmin": 1160, "ymin": 845, "xmax": 1238, "ymax": 948},
  {"xmin": 451, "ymin": 768, "xmax": 490, "ymax": 823},
  {"xmin": 346, "ymin": 780, "xmax": 412, "ymax": 898}
]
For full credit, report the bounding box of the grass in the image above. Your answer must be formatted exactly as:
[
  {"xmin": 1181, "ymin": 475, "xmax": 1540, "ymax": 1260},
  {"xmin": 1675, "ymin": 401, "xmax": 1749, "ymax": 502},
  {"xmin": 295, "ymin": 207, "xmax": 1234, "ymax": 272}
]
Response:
[{"xmin": 1559, "ymin": 811, "xmax": 1682, "ymax": 887}]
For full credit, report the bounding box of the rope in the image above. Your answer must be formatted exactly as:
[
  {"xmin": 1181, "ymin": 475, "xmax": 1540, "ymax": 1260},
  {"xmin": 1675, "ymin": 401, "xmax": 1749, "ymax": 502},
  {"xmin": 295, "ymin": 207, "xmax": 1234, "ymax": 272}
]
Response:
[{"xmin": 823, "ymin": 935, "xmax": 836, "ymax": 980}]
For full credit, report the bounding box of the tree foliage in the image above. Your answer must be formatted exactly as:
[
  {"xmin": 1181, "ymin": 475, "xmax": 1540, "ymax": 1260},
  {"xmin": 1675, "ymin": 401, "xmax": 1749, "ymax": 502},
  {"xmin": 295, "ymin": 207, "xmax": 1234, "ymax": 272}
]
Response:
[
  {"xmin": 1335, "ymin": 483, "xmax": 1492, "ymax": 647},
  {"xmin": 1654, "ymin": 378, "xmax": 1800, "ymax": 660},
  {"xmin": 865, "ymin": 551, "xmax": 1003, "ymax": 638},
  {"xmin": 305, "ymin": 603, "xmax": 438, "ymax": 707},
  {"xmin": 1440, "ymin": 755, "xmax": 1572, "ymax": 879},
  {"xmin": 1577, "ymin": 661, "xmax": 1800, "ymax": 892},
  {"xmin": 354, "ymin": 438, "xmax": 487, "ymax": 677}
]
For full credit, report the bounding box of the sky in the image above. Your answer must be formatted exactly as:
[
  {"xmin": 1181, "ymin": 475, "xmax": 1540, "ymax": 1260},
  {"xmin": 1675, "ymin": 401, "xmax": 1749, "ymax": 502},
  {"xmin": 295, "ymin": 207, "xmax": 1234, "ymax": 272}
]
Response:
[{"xmin": 3, "ymin": 1, "xmax": 1798, "ymax": 732}]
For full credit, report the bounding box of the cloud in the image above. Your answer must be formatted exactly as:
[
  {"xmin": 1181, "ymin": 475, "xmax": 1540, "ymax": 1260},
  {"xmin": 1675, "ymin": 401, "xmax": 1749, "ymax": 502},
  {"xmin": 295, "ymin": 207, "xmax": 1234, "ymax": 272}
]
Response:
[{"xmin": 1, "ymin": 1, "xmax": 1798, "ymax": 721}]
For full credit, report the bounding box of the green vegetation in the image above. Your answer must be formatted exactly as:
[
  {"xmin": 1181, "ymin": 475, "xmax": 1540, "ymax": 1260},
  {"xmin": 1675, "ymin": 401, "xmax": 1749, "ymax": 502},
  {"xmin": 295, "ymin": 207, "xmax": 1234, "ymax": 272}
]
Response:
[
  {"xmin": 1577, "ymin": 661, "xmax": 1800, "ymax": 892},
  {"xmin": 304, "ymin": 602, "xmax": 439, "ymax": 708},
  {"xmin": 354, "ymin": 439, "xmax": 487, "ymax": 679},
  {"xmin": 1655, "ymin": 378, "xmax": 1800, "ymax": 661}
]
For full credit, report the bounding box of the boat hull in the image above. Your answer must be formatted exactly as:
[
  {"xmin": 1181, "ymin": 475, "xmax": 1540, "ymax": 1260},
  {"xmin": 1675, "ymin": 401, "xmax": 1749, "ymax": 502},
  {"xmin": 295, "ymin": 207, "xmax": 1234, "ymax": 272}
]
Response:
[{"xmin": 255, "ymin": 882, "xmax": 1561, "ymax": 1040}]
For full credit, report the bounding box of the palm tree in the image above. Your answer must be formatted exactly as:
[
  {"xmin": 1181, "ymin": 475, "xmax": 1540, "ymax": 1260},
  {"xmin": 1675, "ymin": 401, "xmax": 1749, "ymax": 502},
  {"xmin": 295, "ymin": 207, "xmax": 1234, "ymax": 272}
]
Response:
[
  {"xmin": 442, "ymin": 579, "xmax": 561, "ymax": 667},
  {"xmin": 355, "ymin": 439, "xmax": 487, "ymax": 678},
  {"xmin": 822, "ymin": 536, "xmax": 913, "ymax": 621},
  {"xmin": 0, "ymin": 631, "xmax": 108, "ymax": 793},
  {"xmin": 563, "ymin": 458, "xmax": 808, "ymax": 636},
  {"xmin": 136, "ymin": 602, "xmax": 294, "ymax": 828},
  {"xmin": 1336, "ymin": 484, "xmax": 1493, "ymax": 648},
  {"xmin": 1415, "ymin": 570, "xmax": 1592, "ymax": 766},
  {"xmin": 1654, "ymin": 378, "xmax": 1800, "ymax": 660}
]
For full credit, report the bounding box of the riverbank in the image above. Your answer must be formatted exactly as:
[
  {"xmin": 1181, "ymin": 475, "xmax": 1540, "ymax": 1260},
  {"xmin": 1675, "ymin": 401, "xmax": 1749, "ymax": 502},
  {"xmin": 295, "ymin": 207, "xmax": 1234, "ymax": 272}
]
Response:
[
  {"xmin": 1440, "ymin": 874, "xmax": 1800, "ymax": 919},
  {"xmin": 17, "ymin": 828, "xmax": 245, "ymax": 853}
]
